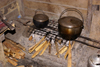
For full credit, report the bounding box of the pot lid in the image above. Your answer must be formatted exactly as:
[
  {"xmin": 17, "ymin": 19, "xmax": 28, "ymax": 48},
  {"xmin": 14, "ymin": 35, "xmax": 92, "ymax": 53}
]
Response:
[
  {"xmin": 33, "ymin": 14, "xmax": 49, "ymax": 22},
  {"xmin": 58, "ymin": 16, "xmax": 83, "ymax": 28}
]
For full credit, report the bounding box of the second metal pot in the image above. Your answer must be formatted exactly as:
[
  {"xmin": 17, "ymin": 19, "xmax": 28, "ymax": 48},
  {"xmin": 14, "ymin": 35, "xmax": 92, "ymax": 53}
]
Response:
[
  {"xmin": 58, "ymin": 8, "xmax": 84, "ymax": 40},
  {"xmin": 88, "ymin": 54, "xmax": 100, "ymax": 67},
  {"xmin": 33, "ymin": 10, "xmax": 49, "ymax": 28}
]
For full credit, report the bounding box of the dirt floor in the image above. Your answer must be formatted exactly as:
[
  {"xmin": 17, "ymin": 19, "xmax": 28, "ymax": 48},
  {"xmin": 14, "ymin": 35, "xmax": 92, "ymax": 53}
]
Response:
[{"xmin": 5, "ymin": 18, "xmax": 100, "ymax": 67}]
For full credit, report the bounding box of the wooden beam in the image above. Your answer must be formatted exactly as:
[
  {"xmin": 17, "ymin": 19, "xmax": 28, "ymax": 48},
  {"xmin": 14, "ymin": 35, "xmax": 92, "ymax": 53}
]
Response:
[
  {"xmin": 87, "ymin": 0, "xmax": 93, "ymax": 33},
  {"xmin": 92, "ymin": 0, "xmax": 100, "ymax": 5}
]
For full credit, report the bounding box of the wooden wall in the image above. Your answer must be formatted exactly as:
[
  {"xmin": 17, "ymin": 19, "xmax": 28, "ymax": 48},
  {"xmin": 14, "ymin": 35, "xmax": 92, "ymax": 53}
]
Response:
[
  {"xmin": 23, "ymin": 0, "xmax": 88, "ymax": 20},
  {"xmin": 1, "ymin": 0, "xmax": 99, "ymax": 38},
  {"xmin": 93, "ymin": 0, "xmax": 100, "ymax": 5},
  {"xmin": 0, "ymin": 0, "xmax": 18, "ymax": 20},
  {"xmin": 0, "ymin": 0, "xmax": 14, "ymax": 8}
]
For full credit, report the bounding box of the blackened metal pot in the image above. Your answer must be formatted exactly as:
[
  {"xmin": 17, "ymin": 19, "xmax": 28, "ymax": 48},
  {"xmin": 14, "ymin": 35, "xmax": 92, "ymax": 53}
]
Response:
[
  {"xmin": 33, "ymin": 10, "xmax": 49, "ymax": 28},
  {"xmin": 58, "ymin": 8, "xmax": 84, "ymax": 40}
]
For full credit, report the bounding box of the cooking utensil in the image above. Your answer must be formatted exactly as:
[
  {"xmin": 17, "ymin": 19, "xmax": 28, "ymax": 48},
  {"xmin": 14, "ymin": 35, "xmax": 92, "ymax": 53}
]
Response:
[
  {"xmin": 33, "ymin": 10, "xmax": 49, "ymax": 28},
  {"xmin": 88, "ymin": 54, "xmax": 100, "ymax": 67},
  {"xmin": 58, "ymin": 8, "xmax": 84, "ymax": 40}
]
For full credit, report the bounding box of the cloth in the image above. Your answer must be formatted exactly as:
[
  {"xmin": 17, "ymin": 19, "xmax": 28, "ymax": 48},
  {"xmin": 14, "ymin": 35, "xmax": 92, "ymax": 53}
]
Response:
[{"xmin": 0, "ymin": 21, "xmax": 6, "ymax": 29}]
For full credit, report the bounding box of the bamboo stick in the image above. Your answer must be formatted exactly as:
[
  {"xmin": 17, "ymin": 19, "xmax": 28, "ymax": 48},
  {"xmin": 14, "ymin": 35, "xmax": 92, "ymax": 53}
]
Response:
[
  {"xmin": 29, "ymin": 36, "xmax": 45, "ymax": 53},
  {"xmin": 9, "ymin": 57, "xmax": 18, "ymax": 62},
  {"xmin": 35, "ymin": 40, "xmax": 47, "ymax": 51},
  {"xmin": 4, "ymin": 51, "xmax": 10, "ymax": 56},
  {"xmin": 29, "ymin": 36, "xmax": 33, "ymax": 41},
  {"xmin": 3, "ymin": 45, "xmax": 11, "ymax": 52},
  {"xmin": 4, "ymin": 50, "xmax": 16, "ymax": 57},
  {"xmin": 48, "ymin": 43, "xmax": 52, "ymax": 54},
  {"xmin": 29, "ymin": 36, "xmax": 45, "ymax": 50},
  {"xmin": 15, "ymin": 44, "xmax": 26, "ymax": 51},
  {"xmin": 15, "ymin": 53, "xmax": 21, "ymax": 59},
  {"xmin": 55, "ymin": 45, "xmax": 65, "ymax": 55},
  {"xmin": 8, "ymin": 50, "xmax": 16, "ymax": 57},
  {"xmin": 6, "ymin": 57, "xmax": 18, "ymax": 66},
  {"xmin": 64, "ymin": 41, "xmax": 75, "ymax": 59},
  {"xmin": 58, "ymin": 39, "xmax": 62, "ymax": 44},
  {"xmin": 59, "ymin": 46, "xmax": 68, "ymax": 54},
  {"xmin": 71, "ymin": 41, "xmax": 75, "ymax": 49},
  {"xmin": 55, "ymin": 41, "xmax": 60, "ymax": 58},
  {"xmin": 40, "ymin": 41, "xmax": 50, "ymax": 55},
  {"xmin": 31, "ymin": 40, "xmax": 47, "ymax": 58},
  {"xmin": 17, "ymin": 65, "xmax": 25, "ymax": 67},
  {"xmin": 67, "ymin": 41, "xmax": 72, "ymax": 67}
]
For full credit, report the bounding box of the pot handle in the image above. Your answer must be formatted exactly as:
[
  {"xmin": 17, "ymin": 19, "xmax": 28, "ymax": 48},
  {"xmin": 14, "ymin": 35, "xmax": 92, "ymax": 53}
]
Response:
[
  {"xmin": 35, "ymin": 9, "xmax": 45, "ymax": 15},
  {"xmin": 59, "ymin": 8, "xmax": 84, "ymax": 23}
]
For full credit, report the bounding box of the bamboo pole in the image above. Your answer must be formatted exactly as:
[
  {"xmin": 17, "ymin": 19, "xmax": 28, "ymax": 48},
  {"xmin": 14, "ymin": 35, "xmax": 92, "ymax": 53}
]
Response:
[{"xmin": 67, "ymin": 41, "xmax": 72, "ymax": 67}]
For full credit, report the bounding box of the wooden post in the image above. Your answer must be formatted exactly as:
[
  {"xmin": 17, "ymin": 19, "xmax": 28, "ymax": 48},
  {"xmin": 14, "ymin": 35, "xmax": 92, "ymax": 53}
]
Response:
[
  {"xmin": 17, "ymin": 0, "xmax": 25, "ymax": 17},
  {"xmin": 0, "ymin": 42, "xmax": 6, "ymax": 67},
  {"xmin": 86, "ymin": 0, "xmax": 93, "ymax": 34},
  {"xmin": 0, "ymin": 34, "xmax": 6, "ymax": 67}
]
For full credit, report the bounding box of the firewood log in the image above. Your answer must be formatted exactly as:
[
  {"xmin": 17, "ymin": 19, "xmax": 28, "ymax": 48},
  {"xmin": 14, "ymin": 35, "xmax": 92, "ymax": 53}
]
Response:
[
  {"xmin": 6, "ymin": 56, "xmax": 18, "ymax": 66},
  {"xmin": 5, "ymin": 38, "xmax": 26, "ymax": 51}
]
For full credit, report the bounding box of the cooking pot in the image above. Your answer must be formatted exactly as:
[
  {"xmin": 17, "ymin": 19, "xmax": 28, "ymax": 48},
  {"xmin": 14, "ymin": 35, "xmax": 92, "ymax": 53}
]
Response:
[
  {"xmin": 88, "ymin": 54, "xmax": 100, "ymax": 67},
  {"xmin": 58, "ymin": 8, "xmax": 84, "ymax": 40},
  {"xmin": 33, "ymin": 10, "xmax": 49, "ymax": 28}
]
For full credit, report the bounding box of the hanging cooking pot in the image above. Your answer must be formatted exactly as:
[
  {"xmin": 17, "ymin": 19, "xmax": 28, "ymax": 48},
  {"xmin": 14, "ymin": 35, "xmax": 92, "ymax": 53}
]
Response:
[
  {"xmin": 58, "ymin": 8, "xmax": 84, "ymax": 40},
  {"xmin": 33, "ymin": 10, "xmax": 49, "ymax": 28}
]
